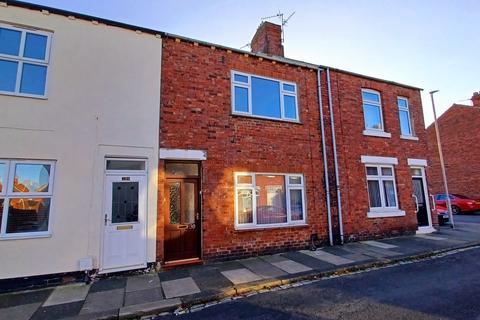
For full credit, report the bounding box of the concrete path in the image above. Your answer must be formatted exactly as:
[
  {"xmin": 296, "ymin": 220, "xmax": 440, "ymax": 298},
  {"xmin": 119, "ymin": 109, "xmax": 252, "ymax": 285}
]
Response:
[{"xmin": 0, "ymin": 222, "xmax": 479, "ymax": 320}]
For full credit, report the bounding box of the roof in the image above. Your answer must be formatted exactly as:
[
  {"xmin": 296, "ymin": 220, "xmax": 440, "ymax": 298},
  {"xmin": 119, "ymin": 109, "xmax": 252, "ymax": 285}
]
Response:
[
  {"xmin": 426, "ymin": 103, "xmax": 477, "ymax": 131},
  {"xmin": 4, "ymin": 0, "xmax": 422, "ymax": 91}
]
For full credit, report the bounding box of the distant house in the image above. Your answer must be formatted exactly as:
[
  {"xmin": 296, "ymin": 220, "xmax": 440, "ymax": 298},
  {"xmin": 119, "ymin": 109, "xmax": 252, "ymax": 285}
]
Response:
[{"xmin": 427, "ymin": 92, "xmax": 480, "ymax": 199}]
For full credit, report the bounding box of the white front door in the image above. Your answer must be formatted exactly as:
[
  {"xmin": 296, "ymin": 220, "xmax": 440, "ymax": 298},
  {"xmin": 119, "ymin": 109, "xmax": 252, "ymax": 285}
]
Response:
[{"xmin": 101, "ymin": 174, "xmax": 147, "ymax": 273}]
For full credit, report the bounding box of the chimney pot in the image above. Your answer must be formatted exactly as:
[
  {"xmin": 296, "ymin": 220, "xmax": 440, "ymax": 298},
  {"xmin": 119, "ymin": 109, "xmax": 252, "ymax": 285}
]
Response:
[
  {"xmin": 250, "ymin": 22, "xmax": 284, "ymax": 57},
  {"xmin": 472, "ymin": 91, "xmax": 480, "ymax": 107}
]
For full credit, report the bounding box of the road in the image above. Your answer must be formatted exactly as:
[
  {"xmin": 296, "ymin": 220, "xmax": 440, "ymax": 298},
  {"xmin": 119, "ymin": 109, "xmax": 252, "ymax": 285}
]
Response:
[{"xmin": 160, "ymin": 245, "xmax": 480, "ymax": 320}]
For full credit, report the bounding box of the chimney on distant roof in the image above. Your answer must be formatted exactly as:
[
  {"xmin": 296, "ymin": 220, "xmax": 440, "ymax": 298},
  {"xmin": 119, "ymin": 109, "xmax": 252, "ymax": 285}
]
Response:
[
  {"xmin": 251, "ymin": 22, "xmax": 284, "ymax": 57},
  {"xmin": 472, "ymin": 91, "xmax": 480, "ymax": 108}
]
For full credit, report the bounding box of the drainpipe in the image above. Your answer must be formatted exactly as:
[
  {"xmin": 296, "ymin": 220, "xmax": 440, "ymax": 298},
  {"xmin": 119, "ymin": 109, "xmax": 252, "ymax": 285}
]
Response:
[
  {"xmin": 317, "ymin": 68, "xmax": 333, "ymax": 246},
  {"xmin": 326, "ymin": 68, "xmax": 344, "ymax": 244}
]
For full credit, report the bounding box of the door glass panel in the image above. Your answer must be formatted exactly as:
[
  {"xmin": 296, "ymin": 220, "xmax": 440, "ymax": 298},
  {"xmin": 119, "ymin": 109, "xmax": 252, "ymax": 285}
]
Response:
[
  {"xmin": 14, "ymin": 163, "xmax": 51, "ymax": 193},
  {"xmin": 183, "ymin": 182, "xmax": 195, "ymax": 224},
  {"xmin": 6, "ymin": 198, "xmax": 50, "ymax": 233},
  {"xmin": 111, "ymin": 182, "xmax": 139, "ymax": 223},
  {"xmin": 411, "ymin": 168, "xmax": 422, "ymax": 176},
  {"xmin": 106, "ymin": 160, "xmax": 145, "ymax": 171},
  {"xmin": 169, "ymin": 182, "xmax": 180, "ymax": 224},
  {"xmin": 166, "ymin": 163, "xmax": 198, "ymax": 177},
  {"xmin": 412, "ymin": 179, "xmax": 425, "ymax": 204}
]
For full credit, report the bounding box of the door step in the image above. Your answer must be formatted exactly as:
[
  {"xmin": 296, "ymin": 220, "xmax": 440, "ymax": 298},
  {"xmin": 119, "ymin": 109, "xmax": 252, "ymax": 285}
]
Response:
[{"xmin": 163, "ymin": 258, "xmax": 203, "ymax": 269}]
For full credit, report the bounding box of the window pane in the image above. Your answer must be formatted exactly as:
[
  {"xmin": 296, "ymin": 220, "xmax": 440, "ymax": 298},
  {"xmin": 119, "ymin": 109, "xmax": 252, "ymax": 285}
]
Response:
[
  {"xmin": 106, "ymin": 160, "xmax": 145, "ymax": 171},
  {"xmin": 399, "ymin": 110, "xmax": 412, "ymax": 135},
  {"xmin": 165, "ymin": 163, "xmax": 199, "ymax": 176},
  {"xmin": 289, "ymin": 176, "xmax": 302, "ymax": 185},
  {"xmin": 283, "ymin": 83, "xmax": 295, "ymax": 92},
  {"xmin": 23, "ymin": 33, "xmax": 48, "ymax": 60},
  {"xmin": 411, "ymin": 168, "xmax": 422, "ymax": 176},
  {"xmin": 14, "ymin": 163, "xmax": 51, "ymax": 193},
  {"xmin": 367, "ymin": 180, "xmax": 382, "ymax": 207},
  {"xmin": 383, "ymin": 180, "xmax": 397, "ymax": 207},
  {"xmin": 234, "ymin": 86, "xmax": 249, "ymax": 112},
  {"xmin": 362, "ymin": 91, "xmax": 380, "ymax": 103},
  {"xmin": 363, "ymin": 103, "xmax": 382, "ymax": 130},
  {"xmin": 237, "ymin": 189, "xmax": 253, "ymax": 224},
  {"xmin": 234, "ymin": 74, "xmax": 248, "ymax": 83},
  {"xmin": 397, "ymin": 98, "xmax": 408, "ymax": 109},
  {"xmin": 284, "ymin": 95, "xmax": 297, "ymax": 119},
  {"xmin": 381, "ymin": 167, "xmax": 393, "ymax": 176},
  {"xmin": 7, "ymin": 198, "xmax": 50, "ymax": 233},
  {"xmin": 0, "ymin": 163, "xmax": 5, "ymax": 193},
  {"xmin": 366, "ymin": 167, "xmax": 378, "ymax": 175},
  {"xmin": 256, "ymin": 175, "xmax": 286, "ymax": 224},
  {"xmin": 251, "ymin": 77, "xmax": 281, "ymax": 118},
  {"xmin": 0, "ymin": 59, "xmax": 18, "ymax": 92},
  {"xmin": 112, "ymin": 182, "xmax": 139, "ymax": 223},
  {"xmin": 290, "ymin": 189, "xmax": 303, "ymax": 221},
  {"xmin": 20, "ymin": 63, "xmax": 47, "ymax": 95},
  {"xmin": 237, "ymin": 175, "xmax": 252, "ymax": 185},
  {"xmin": 0, "ymin": 28, "xmax": 21, "ymax": 56}
]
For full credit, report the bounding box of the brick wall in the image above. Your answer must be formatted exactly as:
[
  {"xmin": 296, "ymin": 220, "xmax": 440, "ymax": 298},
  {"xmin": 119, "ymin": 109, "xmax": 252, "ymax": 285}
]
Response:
[
  {"xmin": 426, "ymin": 105, "xmax": 480, "ymax": 199},
  {"xmin": 158, "ymin": 38, "xmax": 328, "ymax": 261}
]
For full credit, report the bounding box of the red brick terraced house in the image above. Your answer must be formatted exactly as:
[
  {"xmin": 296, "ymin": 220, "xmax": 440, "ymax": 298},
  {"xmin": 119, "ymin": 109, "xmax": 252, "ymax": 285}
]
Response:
[
  {"xmin": 157, "ymin": 22, "xmax": 437, "ymax": 265},
  {"xmin": 426, "ymin": 92, "xmax": 480, "ymax": 200}
]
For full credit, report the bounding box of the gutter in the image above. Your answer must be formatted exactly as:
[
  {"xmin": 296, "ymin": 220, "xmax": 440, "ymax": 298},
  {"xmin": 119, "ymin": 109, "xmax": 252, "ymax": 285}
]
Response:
[
  {"xmin": 326, "ymin": 68, "xmax": 344, "ymax": 244},
  {"xmin": 317, "ymin": 68, "xmax": 333, "ymax": 246}
]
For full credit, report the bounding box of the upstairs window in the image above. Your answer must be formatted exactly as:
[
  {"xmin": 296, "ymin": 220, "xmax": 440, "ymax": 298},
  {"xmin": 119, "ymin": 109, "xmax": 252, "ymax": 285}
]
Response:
[
  {"xmin": 0, "ymin": 25, "xmax": 51, "ymax": 98},
  {"xmin": 231, "ymin": 71, "xmax": 299, "ymax": 121},
  {"xmin": 362, "ymin": 89, "xmax": 384, "ymax": 131},
  {"xmin": 398, "ymin": 97, "xmax": 413, "ymax": 136}
]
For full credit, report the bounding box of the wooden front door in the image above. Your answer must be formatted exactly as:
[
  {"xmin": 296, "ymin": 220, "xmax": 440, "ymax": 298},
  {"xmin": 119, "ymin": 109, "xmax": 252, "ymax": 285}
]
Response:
[{"xmin": 164, "ymin": 162, "xmax": 201, "ymax": 262}]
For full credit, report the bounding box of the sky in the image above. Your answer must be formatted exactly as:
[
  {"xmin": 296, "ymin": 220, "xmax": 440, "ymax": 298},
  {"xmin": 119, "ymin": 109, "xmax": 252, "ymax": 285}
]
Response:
[{"xmin": 25, "ymin": 0, "xmax": 480, "ymax": 127}]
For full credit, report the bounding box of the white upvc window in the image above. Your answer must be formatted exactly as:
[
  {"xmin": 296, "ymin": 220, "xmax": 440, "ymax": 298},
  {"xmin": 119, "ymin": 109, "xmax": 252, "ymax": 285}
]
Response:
[
  {"xmin": 0, "ymin": 24, "xmax": 52, "ymax": 98},
  {"xmin": 362, "ymin": 89, "xmax": 391, "ymax": 138},
  {"xmin": 0, "ymin": 160, "xmax": 55, "ymax": 239},
  {"xmin": 234, "ymin": 173, "xmax": 306, "ymax": 229},
  {"xmin": 231, "ymin": 71, "xmax": 299, "ymax": 122},
  {"xmin": 398, "ymin": 97, "xmax": 414, "ymax": 137},
  {"xmin": 365, "ymin": 164, "xmax": 405, "ymax": 218}
]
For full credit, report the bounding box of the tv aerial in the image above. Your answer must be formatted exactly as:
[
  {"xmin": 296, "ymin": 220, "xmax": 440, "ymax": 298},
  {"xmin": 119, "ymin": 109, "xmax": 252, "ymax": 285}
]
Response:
[{"xmin": 261, "ymin": 11, "xmax": 295, "ymax": 43}]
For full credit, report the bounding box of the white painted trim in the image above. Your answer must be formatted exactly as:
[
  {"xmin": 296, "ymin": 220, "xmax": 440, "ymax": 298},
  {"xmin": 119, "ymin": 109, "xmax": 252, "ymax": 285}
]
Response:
[
  {"xmin": 400, "ymin": 135, "xmax": 419, "ymax": 141},
  {"xmin": 367, "ymin": 210, "xmax": 405, "ymax": 218},
  {"xmin": 361, "ymin": 156, "xmax": 398, "ymax": 165},
  {"xmin": 363, "ymin": 130, "xmax": 392, "ymax": 138},
  {"xmin": 159, "ymin": 148, "xmax": 207, "ymax": 161},
  {"xmin": 407, "ymin": 158, "xmax": 428, "ymax": 167}
]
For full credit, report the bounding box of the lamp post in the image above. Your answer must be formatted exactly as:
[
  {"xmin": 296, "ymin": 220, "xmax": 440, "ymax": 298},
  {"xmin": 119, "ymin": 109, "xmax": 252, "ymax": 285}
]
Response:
[{"xmin": 430, "ymin": 90, "xmax": 455, "ymax": 228}]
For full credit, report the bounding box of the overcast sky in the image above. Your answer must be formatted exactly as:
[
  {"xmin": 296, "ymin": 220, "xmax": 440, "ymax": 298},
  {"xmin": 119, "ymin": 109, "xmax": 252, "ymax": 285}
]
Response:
[{"xmin": 26, "ymin": 0, "xmax": 479, "ymax": 127}]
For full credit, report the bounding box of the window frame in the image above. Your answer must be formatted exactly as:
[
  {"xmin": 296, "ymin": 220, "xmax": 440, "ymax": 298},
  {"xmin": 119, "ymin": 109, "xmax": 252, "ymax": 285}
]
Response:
[
  {"xmin": 361, "ymin": 89, "xmax": 386, "ymax": 133},
  {"xmin": 231, "ymin": 70, "xmax": 299, "ymax": 122},
  {"xmin": 0, "ymin": 159, "xmax": 55, "ymax": 239},
  {"xmin": 397, "ymin": 96, "xmax": 414, "ymax": 137},
  {"xmin": 234, "ymin": 172, "xmax": 306, "ymax": 230},
  {"xmin": 0, "ymin": 23, "xmax": 52, "ymax": 99},
  {"xmin": 364, "ymin": 164, "xmax": 405, "ymax": 218}
]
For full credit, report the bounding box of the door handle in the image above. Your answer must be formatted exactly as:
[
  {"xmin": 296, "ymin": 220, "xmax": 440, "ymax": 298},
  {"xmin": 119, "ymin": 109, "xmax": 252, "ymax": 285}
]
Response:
[
  {"xmin": 178, "ymin": 225, "xmax": 187, "ymax": 229},
  {"xmin": 104, "ymin": 214, "xmax": 111, "ymax": 225},
  {"xmin": 412, "ymin": 194, "xmax": 419, "ymax": 212}
]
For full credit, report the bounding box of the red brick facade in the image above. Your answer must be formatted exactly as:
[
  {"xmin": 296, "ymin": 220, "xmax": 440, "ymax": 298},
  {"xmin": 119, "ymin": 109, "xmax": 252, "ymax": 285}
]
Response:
[{"xmin": 427, "ymin": 102, "xmax": 480, "ymax": 199}]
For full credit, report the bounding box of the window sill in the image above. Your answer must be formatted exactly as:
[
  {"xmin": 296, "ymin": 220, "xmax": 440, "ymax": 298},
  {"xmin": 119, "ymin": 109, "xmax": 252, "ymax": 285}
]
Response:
[
  {"xmin": 400, "ymin": 135, "xmax": 419, "ymax": 141},
  {"xmin": 0, "ymin": 233, "xmax": 52, "ymax": 240},
  {"xmin": 0, "ymin": 91, "xmax": 47, "ymax": 100},
  {"xmin": 367, "ymin": 210, "xmax": 406, "ymax": 218},
  {"xmin": 363, "ymin": 130, "xmax": 392, "ymax": 138},
  {"xmin": 231, "ymin": 113, "xmax": 302, "ymax": 124},
  {"xmin": 235, "ymin": 223, "xmax": 308, "ymax": 232}
]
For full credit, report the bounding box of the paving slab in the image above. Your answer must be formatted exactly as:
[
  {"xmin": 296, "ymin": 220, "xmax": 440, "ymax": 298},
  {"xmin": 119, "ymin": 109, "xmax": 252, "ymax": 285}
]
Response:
[
  {"xmin": 344, "ymin": 243, "xmax": 400, "ymax": 258},
  {"xmin": 271, "ymin": 259, "xmax": 312, "ymax": 274},
  {"xmin": 43, "ymin": 284, "xmax": 90, "ymax": 307},
  {"xmin": 161, "ymin": 277, "xmax": 200, "ymax": 299},
  {"xmin": 281, "ymin": 251, "xmax": 334, "ymax": 271},
  {"xmin": 188, "ymin": 267, "xmax": 232, "ymax": 293},
  {"xmin": 362, "ymin": 240, "xmax": 398, "ymax": 249},
  {"xmin": 158, "ymin": 269, "xmax": 190, "ymax": 282},
  {"xmin": 239, "ymin": 257, "xmax": 287, "ymax": 279},
  {"xmin": 89, "ymin": 277, "xmax": 126, "ymax": 293},
  {"xmin": 300, "ymin": 249, "xmax": 354, "ymax": 265},
  {"xmin": 125, "ymin": 274, "xmax": 160, "ymax": 293},
  {"xmin": 124, "ymin": 287, "xmax": 163, "ymax": 306},
  {"xmin": 259, "ymin": 254, "xmax": 290, "ymax": 264},
  {"xmin": 221, "ymin": 268, "xmax": 263, "ymax": 285},
  {"xmin": 79, "ymin": 288, "xmax": 124, "ymax": 315},
  {"xmin": 0, "ymin": 289, "xmax": 52, "ymax": 309},
  {"xmin": 31, "ymin": 301, "xmax": 84, "ymax": 320},
  {"xmin": 119, "ymin": 298, "xmax": 181, "ymax": 319},
  {"xmin": 0, "ymin": 302, "xmax": 41, "ymax": 320},
  {"xmin": 415, "ymin": 234, "xmax": 448, "ymax": 241}
]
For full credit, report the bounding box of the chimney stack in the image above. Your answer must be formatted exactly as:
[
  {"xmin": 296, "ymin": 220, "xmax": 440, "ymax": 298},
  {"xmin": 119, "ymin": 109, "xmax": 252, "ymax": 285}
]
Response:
[
  {"xmin": 250, "ymin": 22, "xmax": 284, "ymax": 57},
  {"xmin": 472, "ymin": 91, "xmax": 480, "ymax": 108}
]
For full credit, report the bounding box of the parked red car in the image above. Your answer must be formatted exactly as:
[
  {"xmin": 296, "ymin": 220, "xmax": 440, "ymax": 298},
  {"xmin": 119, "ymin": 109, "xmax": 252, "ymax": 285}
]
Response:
[{"xmin": 434, "ymin": 194, "xmax": 480, "ymax": 214}]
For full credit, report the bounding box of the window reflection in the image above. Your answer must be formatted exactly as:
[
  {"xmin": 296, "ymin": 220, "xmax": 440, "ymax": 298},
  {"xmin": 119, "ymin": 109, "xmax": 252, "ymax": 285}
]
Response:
[
  {"xmin": 7, "ymin": 198, "xmax": 50, "ymax": 233},
  {"xmin": 14, "ymin": 164, "xmax": 50, "ymax": 193}
]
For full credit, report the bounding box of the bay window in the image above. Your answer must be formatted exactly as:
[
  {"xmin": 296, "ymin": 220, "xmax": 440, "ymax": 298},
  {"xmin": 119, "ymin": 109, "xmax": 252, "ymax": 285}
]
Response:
[{"xmin": 234, "ymin": 173, "xmax": 306, "ymax": 229}]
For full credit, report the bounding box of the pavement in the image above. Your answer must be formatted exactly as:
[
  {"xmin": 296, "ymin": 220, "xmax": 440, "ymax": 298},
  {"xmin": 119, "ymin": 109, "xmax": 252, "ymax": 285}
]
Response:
[{"xmin": 1, "ymin": 214, "xmax": 479, "ymax": 320}]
